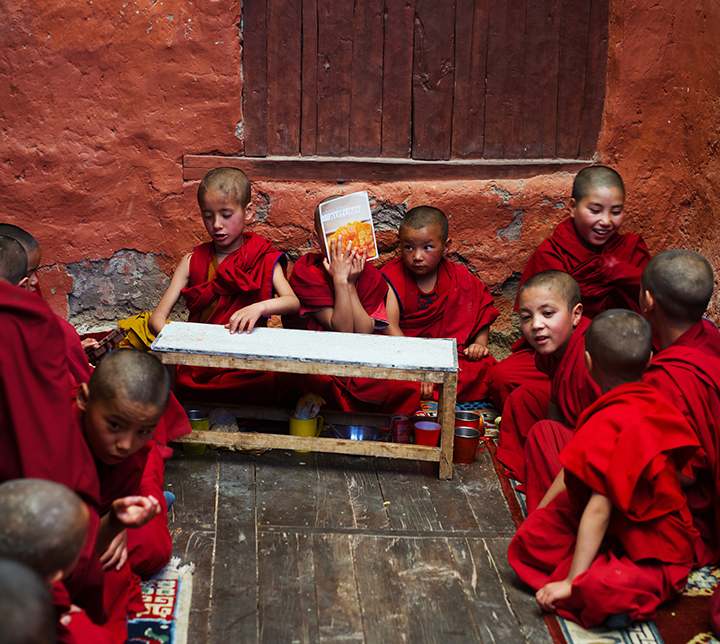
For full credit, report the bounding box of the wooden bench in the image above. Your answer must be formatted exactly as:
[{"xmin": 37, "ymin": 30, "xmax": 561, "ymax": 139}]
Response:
[{"xmin": 151, "ymin": 322, "xmax": 459, "ymax": 479}]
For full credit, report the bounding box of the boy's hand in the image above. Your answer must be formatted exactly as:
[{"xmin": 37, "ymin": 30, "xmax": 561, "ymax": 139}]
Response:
[
  {"xmin": 420, "ymin": 382, "xmax": 435, "ymax": 400},
  {"xmin": 100, "ymin": 529, "xmax": 128, "ymax": 571},
  {"xmin": 464, "ymin": 342, "xmax": 490, "ymax": 361},
  {"xmin": 348, "ymin": 247, "xmax": 367, "ymax": 285},
  {"xmin": 536, "ymin": 579, "xmax": 572, "ymax": 611},
  {"xmin": 111, "ymin": 495, "xmax": 161, "ymax": 529},
  {"xmin": 226, "ymin": 303, "xmax": 265, "ymax": 334},
  {"xmin": 59, "ymin": 604, "xmax": 83, "ymax": 627},
  {"xmin": 323, "ymin": 236, "xmax": 356, "ymax": 285}
]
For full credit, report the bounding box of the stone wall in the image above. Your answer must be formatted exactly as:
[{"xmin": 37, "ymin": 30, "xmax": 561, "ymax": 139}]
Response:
[{"xmin": 1, "ymin": 0, "xmax": 718, "ymax": 350}]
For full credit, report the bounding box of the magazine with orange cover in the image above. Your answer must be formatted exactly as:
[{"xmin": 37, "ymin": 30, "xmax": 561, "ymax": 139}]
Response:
[{"xmin": 318, "ymin": 191, "xmax": 378, "ymax": 261}]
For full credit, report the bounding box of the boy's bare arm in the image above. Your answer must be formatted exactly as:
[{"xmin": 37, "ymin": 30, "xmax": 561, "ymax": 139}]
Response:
[
  {"xmin": 464, "ymin": 325, "xmax": 491, "ymax": 360},
  {"xmin": 96, "ymin": 495, "xmax": 162, "ymax": 556},
  {"xmin": 226, "ymin": 262, "xmax": 300, "ymax": 334},
  {"xmin": 536, "ymin": 491, "xmax": 611, "ymax": 611},
  {"xmin": 149, "ymin": 253, "xmax": 192, "ymax": 336},
  {"xmin": 383, "ymin": 287, "xmax": 404, "ymax": 336},
  {"xmin": 537, "ymin": 468, "xmax": 567, "ymax": 509}
]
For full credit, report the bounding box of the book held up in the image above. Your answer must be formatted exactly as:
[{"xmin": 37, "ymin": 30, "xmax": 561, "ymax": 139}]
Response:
[{"xmin": 318, "ymin": 191, "xmax": 378, "ymax": 261}]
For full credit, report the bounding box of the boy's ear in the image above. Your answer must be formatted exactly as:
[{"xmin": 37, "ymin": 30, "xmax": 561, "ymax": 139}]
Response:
[
  {"xmin": 444, "ymin": 237, "xmax": 452, "ymax": 253},
  {"xmin": 583, "ymin": 350, "xmax": 593, "ymax": 374},
  {"xmin": 46, "ymin": 569, "xmax": 64, "ymax": 585},
  {"xmin": 244, "ymin": 203, "xmax": 256, "ymax": 222},
  {"xmin": 571, "ymin": 302, "xmax": 583, "ymax": 326},
  {"xmin": 640, "ymin": 289, "xmax": 655, "ymax": 314},
  {"xmin": 17, "ymin": 276, "xmax": 30, "ymax": 290},
  {"xmin": 569, "ymin": 198, "xmax": 577, "ymax": 217},
  {"xmin": 76, "ymin": 383, "xmax": 90, "ymax": 412}
]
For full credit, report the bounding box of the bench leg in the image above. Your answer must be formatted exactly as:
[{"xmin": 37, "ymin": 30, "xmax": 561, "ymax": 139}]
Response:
[{"xmin": 436, "ymin": 371, "xmax": 458, "ymax": 479}]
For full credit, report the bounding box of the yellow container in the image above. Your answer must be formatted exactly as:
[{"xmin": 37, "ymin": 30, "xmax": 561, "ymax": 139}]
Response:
[
  {"xmin": 289, "ymin": 415, "xmax": 323, "ymax": 453},
  {"xmin": 183, "ymin": 410, "xmax": 209, "ymax": 455}
]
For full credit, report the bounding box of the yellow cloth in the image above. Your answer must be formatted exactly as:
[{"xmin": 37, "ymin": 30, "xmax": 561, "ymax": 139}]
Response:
[
  {"xmin": 198, "ymin": 254, "xmax": 220, "ymax": 324},
  {"xmin": 118, "ymin": 311, "xmax": 158, "ymax": 351}
]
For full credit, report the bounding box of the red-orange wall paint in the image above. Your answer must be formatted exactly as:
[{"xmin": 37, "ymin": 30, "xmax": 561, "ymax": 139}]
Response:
[{"xmin": 1, "ymin": 0, "xmax": 718, "ymax": 338}]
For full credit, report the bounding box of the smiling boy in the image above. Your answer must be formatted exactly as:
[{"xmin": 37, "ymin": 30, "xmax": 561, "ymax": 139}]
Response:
[
  {"xmin": 487, "ymin": 166, "xmax": 651, "ymax": 412},
  {"xmin": 497, "ymin": 271, "xmax": 600, "ymax": 505},
  {"xmin": 382, "ymin": 206, "xmax": 499, "ymax": 402}
]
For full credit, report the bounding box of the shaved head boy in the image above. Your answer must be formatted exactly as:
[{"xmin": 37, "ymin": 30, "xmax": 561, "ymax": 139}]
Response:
[
  {"xmin": 0, "ymin": 223, "xmax": 41, "ymax": 292},
  {"xmin": 0, "ymin": 558, "xmax": 55, "ymax": 644},
  {"xmin": 0, "ymin": 234, "xmax": 28, "ymax": 286}
]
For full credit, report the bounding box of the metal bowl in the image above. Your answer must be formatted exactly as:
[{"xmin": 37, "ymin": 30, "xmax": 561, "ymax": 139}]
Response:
[{"xmin": 328, "ymin": 424, "xmax": 389, "ymax": 442}]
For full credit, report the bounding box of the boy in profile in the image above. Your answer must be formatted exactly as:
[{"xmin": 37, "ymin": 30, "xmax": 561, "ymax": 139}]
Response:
[
  {"xmin": 149, "ymin": 166, "xmax": 299, "ymax": 403},
  {"xmin": 382, "ymin": 206, "xmax": 499, "ymax": 402},
  {"xmin": 641, "ymin": 250, "xmax": 720, "ymax": 567},
  {"xmin": 284, "ymin": 196, "xmax": 418, "ymax": 413},
  {"xmin": 0, "ymin": 234, "xmax": 29, "ymax": 287},
  {"xmin": 487, "ymin": 166, "xmax": 650, "ymax": 411},
  {"xmin": 509, "ymin": 310, "xmax": 699, "ymax": 628},
  {"xmin": 497, "ymin": 271, "xmax": 600, "ymax": 507},
  {"xmin": 0, "ymin": 478, "xmax": 154, "ymax": 643}
]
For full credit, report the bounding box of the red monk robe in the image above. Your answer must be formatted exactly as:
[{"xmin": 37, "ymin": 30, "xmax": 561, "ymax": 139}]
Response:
[
  {"xmin": 0, "ymin": 282, "xmax": 105, "ymax": 622},
  {"xmin": 382, "ymin": 257, "xmax": 500, "ymax": 401},
  {"xmin": 176, "ymin": 233, "xmax": 285, "ymax": 404},
  {"xmin": 72, "ymin": 403, "xmax": 173, "ymax": 579},
  {"xmin": 508, "ymin": 383, "xmax": 699, "ymax": 628},
  {"xmin": 54, "ymin": 564, "xmax": 145, "ymax": 644},
  {"xmin": 498, "ymin": 317, "xmax": 600, "ymax": 490},
  {"xmin": 644, "ymin": 346, "xmax": 720, "ymax": 567},
  {"xmin": 487, "ymin": 218, "xmax": 650, "ymax": 411},
  {"xmin": 283, "ymin": 253, "xmax": 419, "ymax": 414}
]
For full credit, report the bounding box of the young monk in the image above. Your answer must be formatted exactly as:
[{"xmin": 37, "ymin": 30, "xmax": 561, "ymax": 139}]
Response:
[
  {"xmin": 382, "ymin": 206, "xmax": 500, "ymax": 402},
  {"xmin": 0, "ymin": 222, "xmax": 42, "ymax": 292},
  {"xmin": 0, "ymin": 234, "xmax": 29, "ymax": 287},
  {"xmin": 641, "ymin": 250, "xmax": 720, "ymax": 567},
  {"xmin": 497, "ymin": 271, "xmax": 600, "ymax": 500},
  {"xmin": 0, "ymin": 558, "xmax": 55, "ymax": 644},
  {"xmin": 509, "ymin": 310, "xmax": 700, "ymax": 628},
  {"xmin": 0, "ymin": 276, "xmax": 107, "ymax": 622},
  {"xmin": 0, "ymin": 478, "xmax": 153, "ymax": 644},
  {"xmin": 74, "ymin": 348, "xmax": 173, "ymax": 579},
  {"xmin": 487, "ymin": 166, "xmax": 650, "ymax": 411},
  {"xmin": 283, "ymin": 196, "xmax": 419, "ymax": 413},
  {"xmin": 149, "ymin": 166, "xmax": 299, "ymax": 403}
]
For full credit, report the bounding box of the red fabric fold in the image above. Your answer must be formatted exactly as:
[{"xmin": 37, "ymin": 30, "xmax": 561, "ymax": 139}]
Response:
[
  {"xmin": 644, "ymin": 341, "xmax": 720, "ymax": 566},
  {"xmin": 182, "ymin": 234, "xmax": 283, "ymax": 325},
  {"xmin": 382, "ymin": 257, "xmax": 499, "ymax": 401}
]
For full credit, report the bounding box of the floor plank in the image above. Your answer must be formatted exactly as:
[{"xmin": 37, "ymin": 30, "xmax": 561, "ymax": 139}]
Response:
[
  {"xmin": 207, "ymin": 452, "xmax": 258, "ymax": 644},
  {"xmin": 341, "ymin": 455, "xmax": 390, "ymax": 531},
  {"xmin": 165, "ymin": 449, "xmax": 218, "ymax": 642}
]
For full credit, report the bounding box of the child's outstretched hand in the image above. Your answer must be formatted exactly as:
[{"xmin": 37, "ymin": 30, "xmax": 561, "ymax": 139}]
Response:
[
  {"xmin": 100, "ymin": 529, "xmax": 128, "ymax": 571},
  {"xmin": 536, "ymin": 579, "xmax": 572, "ymax": 612},
  {"xmin": 226, "ymin": 302, "xmax": 265, "ymax": 334},
  {"xmin": 464, "ymin": 342, "xmax": 490, "ymax": 361},
  {"xmin": 111, "ymin": 495, "xmax": 161, "ymax": 530},
  {"xmin": 323, "ymin": 236, "xmax": 357, "ymax": 285}
]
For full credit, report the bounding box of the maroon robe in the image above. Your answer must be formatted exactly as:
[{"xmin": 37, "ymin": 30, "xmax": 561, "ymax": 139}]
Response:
[
  {"xmin": 644, "ymin": 344, "xmax": 720, "ymax": 566},
  {"xmin": 176, "ymin": 234, "xmax": 284, "ymax": 404},
  {"xmin": 283, "ymin": 253, "xmax": 419, "ymax": 414},
  {"xmin": 488, "ymin": 218, "xmax": 650, "ymax": 411},
  {"xmin": 509, "ymin": 383, "xmax": 699, "ymax": 628},
  {"xmin": 498, "ymin": 317, "xmax": 599, "ymax": 486},
  {"xmin": 0, "ymin": 282, "xmax": 105, "ymax": 621},
  {"xmin": 382, "ymin": 257, "xmax": 500, "ymax": 401}
]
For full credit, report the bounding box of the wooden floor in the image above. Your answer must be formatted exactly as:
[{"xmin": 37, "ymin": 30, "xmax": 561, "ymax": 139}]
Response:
[{"xmin": 164, "ymin": 444, "xmax": 554, "ymax": 644}]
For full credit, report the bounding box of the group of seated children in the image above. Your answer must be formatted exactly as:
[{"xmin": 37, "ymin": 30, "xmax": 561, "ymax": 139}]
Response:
[{"xmin": 2, "ymin": 159, "xmax": 719, "ymax": 636}]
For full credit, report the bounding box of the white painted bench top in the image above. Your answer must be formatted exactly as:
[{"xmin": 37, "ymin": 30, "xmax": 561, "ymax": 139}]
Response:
[{"xmin": 151, "ymin": 321, "xmax": 458, "ymax": 373}]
